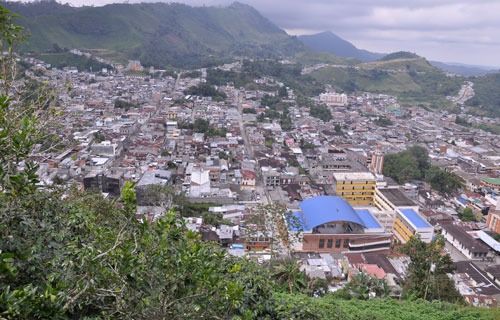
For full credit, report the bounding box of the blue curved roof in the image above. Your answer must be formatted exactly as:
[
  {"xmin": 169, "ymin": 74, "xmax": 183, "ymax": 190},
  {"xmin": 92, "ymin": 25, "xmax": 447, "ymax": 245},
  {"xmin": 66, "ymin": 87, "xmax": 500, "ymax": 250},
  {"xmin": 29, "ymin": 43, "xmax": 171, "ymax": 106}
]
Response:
[{"xmin": 295, "ymin": 196, "xmax": 365, "ymax": 231}]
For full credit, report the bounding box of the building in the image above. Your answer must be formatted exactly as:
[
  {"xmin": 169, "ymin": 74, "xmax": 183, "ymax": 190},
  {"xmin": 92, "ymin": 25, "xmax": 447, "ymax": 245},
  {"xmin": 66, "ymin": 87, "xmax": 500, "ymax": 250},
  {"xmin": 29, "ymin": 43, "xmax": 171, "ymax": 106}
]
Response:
[
  {"xmin": 482, "ymin": 178, "xmax": 500, "ymax": 192},
  {"xmin": 291, "ymin": 196, "xmax": 392, "ymax": 254},
  {"xmin": 370, "ymin": 149, "xmax": 384, "ymax": 174},
  {"xmin": 441, "ymin": 222, "xmax": 490, "ymax": 260},
  {"xmin": 241, "ymin": 170, "xmax": 257, "ymax": 189},
  {"xmin": 83, "ymin": 172, "xmax": 123, "ymax": 196},
  {"xmin": 319, "ymin": 92, "xmax": 347, "ymax": 107},
  {"xmin": 486, "ymin": 199, "xmax": 500, "ymax": 234},
  {"xmin": 374, "ymin": 187, "xmax": 418, "ymax": 231},
  {"xmin": 135, "ymin": 170, "xmax": 172, "ymax": 206},
  {"xmin": 393, "ymin": 208, "xmax": 434, "ymax": 243},
  {"xmin": 454, "ymin": 261, "xmax": 500, "ymax": 308},
  {"xmin": 332, "ymin": 172, "xmax": 376, "ymax": 206}
]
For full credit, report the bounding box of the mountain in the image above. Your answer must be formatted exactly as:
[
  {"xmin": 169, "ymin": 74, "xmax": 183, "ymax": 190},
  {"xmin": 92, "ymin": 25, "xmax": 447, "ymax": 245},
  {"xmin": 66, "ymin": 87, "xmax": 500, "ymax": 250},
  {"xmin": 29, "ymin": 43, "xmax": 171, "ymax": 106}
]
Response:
[
  {"xmin": 379, "ymin": 51, "xmax": 420, "ymax": 61},
  {"xmin": 3, "ymin": 1, "xmax": 305, "ymax": 68},
  {"xmin": 309, "ymin": 53, "xmax": 463, "ymax": 107},
  {"xmin": 429, "ymin": 61, "xmax": 499, "ymax": 77},
  {"xmin": 298, "ymin": 31, "xmax": 383, "ymax": 62}
]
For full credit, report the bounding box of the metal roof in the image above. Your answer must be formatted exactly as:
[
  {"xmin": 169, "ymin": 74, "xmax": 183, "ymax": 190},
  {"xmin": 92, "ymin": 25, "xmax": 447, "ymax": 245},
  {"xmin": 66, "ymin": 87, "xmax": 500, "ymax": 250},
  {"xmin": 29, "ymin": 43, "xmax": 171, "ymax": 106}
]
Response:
[
  {"xmin": 355, "ymin": 209, "xmax": 383, "ymax": 229},
  {"xmin": 292, "ymin": 196, "xmax": 382, "ymax": 231},
  {"xmin": 399, "ymin": 208, "xmax": 432, "ymax": 229}
]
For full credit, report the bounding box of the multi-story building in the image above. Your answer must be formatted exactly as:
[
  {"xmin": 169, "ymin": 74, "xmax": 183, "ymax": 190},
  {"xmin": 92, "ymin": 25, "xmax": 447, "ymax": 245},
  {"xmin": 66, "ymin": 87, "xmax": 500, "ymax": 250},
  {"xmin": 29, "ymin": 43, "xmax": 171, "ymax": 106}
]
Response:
[
  {"xmin": 332, "ymin": 172, "xmax": 376, "ymax": 206},
  {"xmin": 370, "ymin": 149, "xmax": 384, "ymax": 174},
  {"xmin": 373, "ymin": 187, "xmax": 418, "ymax": 231},
  {"xmin": 393, "ymin": 208, "xmax": 434, "ymax": 243},
  {"xmin": 290, "ymin": 196, "xmax": 392, "ymax": 254},
  {"xmin": 486, "ymin": 199, "xmax": 500, "ymax": 233},
  {"xmin": 319, "ymin": 92, "xmax": 347, "ymax": 107}
]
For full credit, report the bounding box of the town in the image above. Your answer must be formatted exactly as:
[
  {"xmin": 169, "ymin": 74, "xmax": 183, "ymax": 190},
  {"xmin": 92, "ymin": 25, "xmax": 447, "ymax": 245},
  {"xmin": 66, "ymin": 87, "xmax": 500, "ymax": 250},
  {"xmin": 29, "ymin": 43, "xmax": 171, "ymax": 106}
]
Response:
[{"xmin": 21, "ymin": 53, "xmax": 500, "ymax": 308}]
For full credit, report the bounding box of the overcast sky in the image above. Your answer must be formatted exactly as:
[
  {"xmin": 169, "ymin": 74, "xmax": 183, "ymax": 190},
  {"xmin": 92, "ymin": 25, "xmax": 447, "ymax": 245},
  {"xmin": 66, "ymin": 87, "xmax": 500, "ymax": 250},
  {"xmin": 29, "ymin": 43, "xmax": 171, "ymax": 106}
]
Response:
[{"xmin": 14, "ymin": 0, "xmax": 500, "ymax": 67}]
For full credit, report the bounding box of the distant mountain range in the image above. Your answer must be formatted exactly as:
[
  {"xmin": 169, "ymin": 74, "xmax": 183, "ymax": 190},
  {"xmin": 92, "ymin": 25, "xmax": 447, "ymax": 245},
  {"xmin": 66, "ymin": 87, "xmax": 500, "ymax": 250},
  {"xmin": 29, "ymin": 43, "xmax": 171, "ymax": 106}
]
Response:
[
  {"xmin": 298, "ymin": 31, "xmax": 498, "ymax": 76},
  {"xmin": 298, "ymin": 31, "xmax": 383, "ymax": 62},
  {"xmin": 3, "ymin": 1, "xmax": 304, "ymax": 68},
  {"xmin": 1, "ymin": 0, "xmax": 498, "ymax": 116}
]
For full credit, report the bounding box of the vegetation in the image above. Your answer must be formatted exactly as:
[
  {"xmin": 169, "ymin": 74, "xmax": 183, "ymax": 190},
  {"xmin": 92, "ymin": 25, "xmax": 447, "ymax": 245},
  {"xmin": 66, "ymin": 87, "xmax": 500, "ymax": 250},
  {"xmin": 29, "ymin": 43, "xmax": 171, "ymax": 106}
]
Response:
[
  {"xmin": 400, "ymin": 236, "xmax": 463, "ymax": 303},
  {"xmin": 242, "ymin": 107, "xmax": 256, "ymax": 114},
  {"xmin": 374, "ymin": 116, "xmax": 394, "ymax": 127},
  {"xmin": 336, "ymin": 273, "xmax": 390, "ymax": 300},
  {"xmin": 383, "ymin": 146, "xmax": 464, "ymax": 194},
  {"xmin": 310, "ymin": 58, "xmax": 462, "ymax": 106},
  {"xmin": 425, "ymin": 166, "xmax": 465, "ymax": 194},
  {"xmin": 32, "ymin": 51, "xmax": 112, "ymax": 72},
  {"xmin": 180, "ymin": 70, "xmax": 201, "ymax": 79},
  {"xmin": 4, "ymin": 1, "xmax": 304, "ymax": 68},
  {"xmin": 310, "ymin": 104, "xmax": 332, "ymax": 122},
  {"xmin": 185, "ymin": 83, "xmax": 227, "ymax": 101},
  {"xmin": 458, "ymin": 207, "xmax": 476, "ymax": 222},
  {"xmin": 114, "ymin": 98, "xmax": 138, "ymax": 110},
  {"xmin": 0, "ymin": 6, "xmax": 498, "ymax": 320},
  {"xmin": 380, "ymin": 51, "xmax": 420, "ymax": 61},
  {"xmin": 192, "ymin": 118, "xmax": 227, "ymax": 137},
  {"xmin": 466, "ymin": 73, "xmax": 500, "ymax": 117},
  {"xmin": 206, "ymin": 68, "xmax": 254, "ymax": 88}
]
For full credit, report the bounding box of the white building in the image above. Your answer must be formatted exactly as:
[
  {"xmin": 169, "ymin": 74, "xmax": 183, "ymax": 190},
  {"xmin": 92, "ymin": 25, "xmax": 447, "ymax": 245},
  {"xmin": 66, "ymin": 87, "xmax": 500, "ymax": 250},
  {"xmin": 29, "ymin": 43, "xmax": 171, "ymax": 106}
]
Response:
[{"xmin": 319, "ymin": 92, "xmax": 347, "ymax": 107}]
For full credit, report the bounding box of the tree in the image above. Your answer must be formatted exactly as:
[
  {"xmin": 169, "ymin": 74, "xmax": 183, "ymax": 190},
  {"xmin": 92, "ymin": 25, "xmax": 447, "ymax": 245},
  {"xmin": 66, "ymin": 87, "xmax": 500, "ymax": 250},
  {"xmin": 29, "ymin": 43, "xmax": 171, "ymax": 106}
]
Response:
[
  {"xmin": 334, "ymin": 124, "xmax": 342, "ymax": 134},
  {"xmin": 400, "ymin": 236, "xmax": 463, "ymax": 303},
  {"xmin": 425, "ymin": 166, "xmax": 464, "ymax": 195},
  {"xmin": 278, "ymin": 86, "xmax": 288, "ymax": 98},
  {"xmin": 339, "ymin": 273, "xmax": 390, "ymax": 300},
  {"xmin": 271, "ymin": 258, "xmax": 307, "ymax": 294},
  {"xmin": 383, "ymin": 152, "xmax": 421, "ymax": 184},
  {"xmin": 193, "ymin": 118, "xmax": 210, "ymax": 133},
  {"xmin": 459, "ymin": 207, "xmax": 476, "ymax": 222}
]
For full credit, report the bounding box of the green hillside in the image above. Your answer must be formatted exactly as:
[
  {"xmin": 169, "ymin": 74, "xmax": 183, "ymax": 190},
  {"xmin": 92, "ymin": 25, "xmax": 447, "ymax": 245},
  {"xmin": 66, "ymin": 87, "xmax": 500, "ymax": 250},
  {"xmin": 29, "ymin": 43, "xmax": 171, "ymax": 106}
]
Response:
[
  {"xmin": 3, "ymin": 1, "xmax": 304, "ymax": 68},
  {"xmin": 467, "ymin": 73, "xmax": 500, "ymax": 117},
  {"xmin": 310, "ymin": 56, "xmax": 463, "ymax": 106}
]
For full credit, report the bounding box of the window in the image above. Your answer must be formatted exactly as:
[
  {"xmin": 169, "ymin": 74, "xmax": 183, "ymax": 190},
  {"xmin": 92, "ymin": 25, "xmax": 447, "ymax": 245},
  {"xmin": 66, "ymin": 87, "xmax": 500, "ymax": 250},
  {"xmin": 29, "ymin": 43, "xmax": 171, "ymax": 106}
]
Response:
[
  {"xmin": 319, "ymin": 239, "xmax": 325, "ymax": 248},
  {"xmin": 327, "ymin": 239, "xmax": 333, "ymax": 248},
  {"xmin": 335, "ymin": 239, "xmax": 341, "ymax": 248},
  {"xmin": 343, "ymin": 239, "xmax": 350, "ymax": 248}
]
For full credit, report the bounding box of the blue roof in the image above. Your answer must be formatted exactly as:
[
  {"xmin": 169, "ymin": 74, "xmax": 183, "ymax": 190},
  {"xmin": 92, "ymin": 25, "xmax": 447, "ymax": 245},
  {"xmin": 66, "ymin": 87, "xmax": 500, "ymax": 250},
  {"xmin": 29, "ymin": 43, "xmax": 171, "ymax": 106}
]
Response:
[
  {"xmin": 355, "ymin": 209, "xmax": 383, "ymax": 229},
  {"xmin": 291, "ymin": 196, "xmax": 368, "ymax": 231},
  {"xmin": 399, "ymin": 208, "xmax": 431, "ymax": 229}
]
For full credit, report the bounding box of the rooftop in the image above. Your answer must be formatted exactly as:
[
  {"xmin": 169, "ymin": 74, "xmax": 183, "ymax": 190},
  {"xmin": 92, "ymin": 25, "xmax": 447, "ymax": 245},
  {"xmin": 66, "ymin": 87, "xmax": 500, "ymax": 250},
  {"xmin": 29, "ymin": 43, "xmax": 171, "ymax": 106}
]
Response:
[
  {"xmin": 399, "ymin": 208, "xmax": 432, "ymax": 229},
  {"xmin": 332, "ymin": 172, "xmax": 375, "ymax": 182},
  {"xmin": 292, "ymin": 196, "xmax": 383, "ymax": 232},
  {"xmin": 442, "ymin": 223, "xmax": 489, "ymax": 254},
  {"xmin": 482, "ymin": 177, "xmax": 500, "ymax": 186},
  {"xmin": 378, "ymin": 188, "xmax": 415, "ymax": 207}
]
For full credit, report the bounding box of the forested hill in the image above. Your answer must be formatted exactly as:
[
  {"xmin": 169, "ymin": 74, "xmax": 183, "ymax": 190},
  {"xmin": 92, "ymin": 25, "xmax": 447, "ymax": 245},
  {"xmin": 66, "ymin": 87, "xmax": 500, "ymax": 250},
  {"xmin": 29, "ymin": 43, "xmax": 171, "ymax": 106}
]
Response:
[{"xmin": 2, "ymin": 0, "xmax": 305, "ymax": 68}]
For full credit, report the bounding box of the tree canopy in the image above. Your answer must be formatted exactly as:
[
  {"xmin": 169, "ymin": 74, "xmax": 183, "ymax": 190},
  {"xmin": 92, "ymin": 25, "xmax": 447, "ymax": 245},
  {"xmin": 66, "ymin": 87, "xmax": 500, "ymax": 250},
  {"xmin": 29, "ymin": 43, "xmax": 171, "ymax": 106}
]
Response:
[{"xmin": 383, "ymin": 145, "xmax": 463, "ymax": 194}]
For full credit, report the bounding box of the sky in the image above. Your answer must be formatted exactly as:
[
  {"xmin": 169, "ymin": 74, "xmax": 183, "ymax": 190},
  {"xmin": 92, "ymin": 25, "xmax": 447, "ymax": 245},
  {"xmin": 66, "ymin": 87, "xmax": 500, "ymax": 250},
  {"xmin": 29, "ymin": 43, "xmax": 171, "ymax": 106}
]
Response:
[{"xmin": 13, "ymin": 0, "xmax": 500, "ymax": 67}]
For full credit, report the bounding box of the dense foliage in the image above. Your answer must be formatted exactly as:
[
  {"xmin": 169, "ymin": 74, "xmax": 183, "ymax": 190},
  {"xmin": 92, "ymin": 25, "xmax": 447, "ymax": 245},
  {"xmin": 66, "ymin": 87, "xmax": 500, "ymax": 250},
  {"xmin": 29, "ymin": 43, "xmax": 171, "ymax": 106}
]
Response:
[
  {"xmin": 33, "ymin": 51, "xmax": 112, "ymax": 72},
  {"xmin": 466, "ymin": 73, "xmax": 500, "ymax": 117},
  {"xmin": 185, "ymin": 83, "xmax": 227, "ymax": 101},
  {"xmin": 114, "ymin": 99, "xmax": 138, "ymax": 110},
  {"xmin": 383, "ymin": 145, "xmax": 464, "ymax": 194},
  {"xmin": 400, "ymin": 236, "xmax": 463, "ymax": 303},
  {"xmin": 4, "ymin": 1, "xmax": 304, "ymax": 68},
  {"xmin": 310, "ymin": 59, "xmax": 462, "ymax": 106},
  {"xmin": 1, "ymin": 6, "xmax": 498, "ymax": 320}
]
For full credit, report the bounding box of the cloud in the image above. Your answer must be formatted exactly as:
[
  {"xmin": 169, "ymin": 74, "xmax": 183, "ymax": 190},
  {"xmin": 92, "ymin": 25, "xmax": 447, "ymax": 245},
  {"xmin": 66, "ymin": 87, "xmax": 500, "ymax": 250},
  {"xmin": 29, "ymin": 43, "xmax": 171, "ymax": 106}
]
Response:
[{"xmin": 12, "ymin": 0, "xmax": 500, "ymax": 66}]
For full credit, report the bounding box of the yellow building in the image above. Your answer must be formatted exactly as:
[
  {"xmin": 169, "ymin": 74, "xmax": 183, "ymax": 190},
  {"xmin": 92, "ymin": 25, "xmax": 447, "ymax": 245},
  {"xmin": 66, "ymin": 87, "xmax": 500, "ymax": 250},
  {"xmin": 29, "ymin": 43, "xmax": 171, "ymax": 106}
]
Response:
[
  {"xmin": 332, "ymin": 172, "xmax": 376, "ymax": 206},
  {"xmin": 393, "ymin": 208, "xmax": 433, "ymax": 244}
]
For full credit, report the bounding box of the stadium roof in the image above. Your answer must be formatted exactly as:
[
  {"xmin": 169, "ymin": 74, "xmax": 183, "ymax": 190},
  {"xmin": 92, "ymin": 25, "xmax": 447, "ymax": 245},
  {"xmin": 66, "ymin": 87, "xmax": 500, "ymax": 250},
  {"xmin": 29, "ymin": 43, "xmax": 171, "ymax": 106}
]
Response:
[
  {"xmin": 355, "ymin": 209, "xmax": 383, "ymax": 230},
  {"xmin": 291, "ymin": 196, "xmax": 382, "ymax": 232}
]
